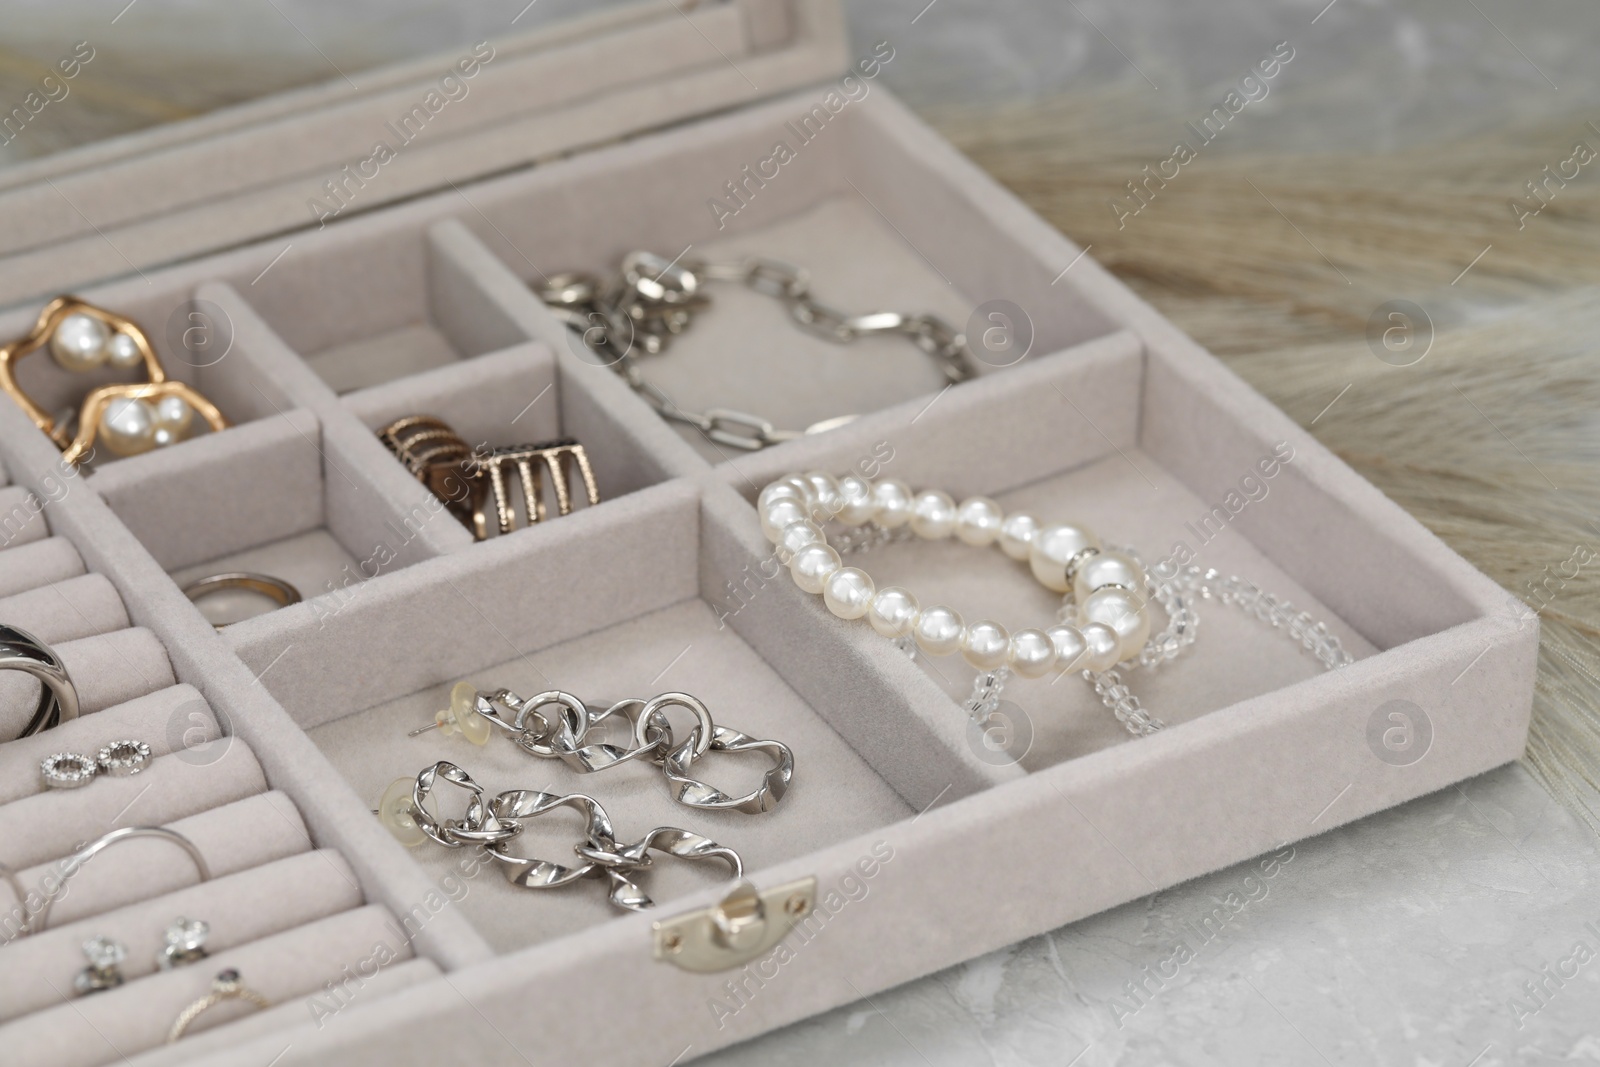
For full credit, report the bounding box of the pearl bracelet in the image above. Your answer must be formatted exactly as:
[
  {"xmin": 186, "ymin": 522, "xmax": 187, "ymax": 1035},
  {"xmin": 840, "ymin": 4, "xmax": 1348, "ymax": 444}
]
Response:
[{"xmin": 757, "ymin": 472, "xmax": 1153, "ymax": 678}]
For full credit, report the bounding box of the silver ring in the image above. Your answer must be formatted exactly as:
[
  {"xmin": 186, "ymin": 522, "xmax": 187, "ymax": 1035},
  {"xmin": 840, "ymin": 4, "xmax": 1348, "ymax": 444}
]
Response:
[
  {"xmin": 97, "ymin": 739, "xmax": 152, "ymax": 777},
  {"xmin": 0, "ymin": 623, "xmax": 79, "ymax": 739},
  {"xmin": 182, "ymin": 572, "xmax": 301, "ymax": 628},
  {"xmin": 40, "ymin": 752, "xmax": 98, "ymax": 789},
  {"xmin": 30, "ymin": 826, "xmax": 211, "ymax": 934}
]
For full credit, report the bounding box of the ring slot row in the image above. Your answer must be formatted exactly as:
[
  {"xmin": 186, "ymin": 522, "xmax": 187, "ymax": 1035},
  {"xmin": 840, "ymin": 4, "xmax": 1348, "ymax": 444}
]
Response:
[
  {"xmin": 0, "ymin": 491, "xmax": 423, "ymax": 1061},
  {"xmin": 0, "ymin": 906, "xmax": 416, "ymax": 1064}
]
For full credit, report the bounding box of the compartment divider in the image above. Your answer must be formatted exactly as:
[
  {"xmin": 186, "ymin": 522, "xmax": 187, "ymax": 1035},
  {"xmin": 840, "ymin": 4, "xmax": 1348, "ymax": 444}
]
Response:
[
  {"xmin": 699, "ymin": 478, "xmax": 1022, "ymax": 808},
  {"xmin": 90, "ymin": 410, "xmax": 326, "ymax": 573},
  {"xmin": 719, "ymin": 328, "xmax": 1145, "ymax": 495},
  {"xmin": 197, "ymin": 279, "xmax": 473, "ymax": 559},
  {"xmin": 426, "ymin": 219, "xmax": 710, "ymax": 490},
  {"xmin": 340, "ymin": 344, "xmax": 561, "ymax": 451},
  {"xmin": 229, "ymin": 476, "xmax": 704, "ymax": 727}
]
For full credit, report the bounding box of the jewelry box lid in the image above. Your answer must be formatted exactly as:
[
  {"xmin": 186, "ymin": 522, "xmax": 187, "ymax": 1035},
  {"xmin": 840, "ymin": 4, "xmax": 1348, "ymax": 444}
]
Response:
[{"xmin": 0, "ymin": 0, "xmax": 847, "ymax": 312}]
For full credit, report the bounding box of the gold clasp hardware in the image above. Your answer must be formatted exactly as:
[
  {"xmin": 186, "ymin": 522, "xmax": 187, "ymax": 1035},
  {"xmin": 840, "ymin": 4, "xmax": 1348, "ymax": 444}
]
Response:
[{"xmin": 651, "ymin": 877, "xmax": 816, "ymax": 973}]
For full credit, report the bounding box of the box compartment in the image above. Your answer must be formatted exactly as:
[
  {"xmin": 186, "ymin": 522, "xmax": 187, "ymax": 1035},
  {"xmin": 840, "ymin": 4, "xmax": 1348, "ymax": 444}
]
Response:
[{"xmin": 92, "ymin": 406, "xmax": 452, "ymax": 635}]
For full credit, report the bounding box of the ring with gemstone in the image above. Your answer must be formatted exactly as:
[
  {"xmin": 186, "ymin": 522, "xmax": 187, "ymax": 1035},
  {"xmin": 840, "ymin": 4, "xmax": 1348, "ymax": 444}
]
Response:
[
  {"xmin": 167, "ymin": 968, "xmax": 270, "ymax": 1042},
  {"xmin": 40, "ymin": 751, "xmax": 98, "ymax": 789},
  {"xmin": 97, "ymin": 739, "xmax": 152, "ymax": 777},
  {"xmin": 0, "ymin": 296, "xmax": 229, "ymax": 465}
]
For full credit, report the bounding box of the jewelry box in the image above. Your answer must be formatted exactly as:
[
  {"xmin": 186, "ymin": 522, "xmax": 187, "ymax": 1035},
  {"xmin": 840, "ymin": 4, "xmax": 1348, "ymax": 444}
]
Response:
[{"xmin": 0, "ymin": 2, "xmax": 1535, "ymax": 1064}]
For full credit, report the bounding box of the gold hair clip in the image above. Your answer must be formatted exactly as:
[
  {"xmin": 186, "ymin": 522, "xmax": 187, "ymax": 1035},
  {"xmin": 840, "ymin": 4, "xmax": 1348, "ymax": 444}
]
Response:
[
  {"xmin": 377, "ymin": 414, "xmax": 488, "ymax": 535},
  {"xmin": 378, "ymin": 414, "xmax": 599, "ymax": 541}
]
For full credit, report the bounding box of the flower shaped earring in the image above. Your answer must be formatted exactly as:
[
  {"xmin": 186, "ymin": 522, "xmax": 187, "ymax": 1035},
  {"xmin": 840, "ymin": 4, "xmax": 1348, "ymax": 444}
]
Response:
[
  {"xmin": 74, "ymin": 936, "xmax": 126, "ymax": 994},
  {"xmin": 158, "ymin": 917, "xmax": 210, "ymax": 969}
]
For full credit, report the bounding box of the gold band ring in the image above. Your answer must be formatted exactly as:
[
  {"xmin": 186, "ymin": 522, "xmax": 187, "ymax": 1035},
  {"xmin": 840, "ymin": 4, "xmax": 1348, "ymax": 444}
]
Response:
[{"xmin": 168, "ymin": 968, "xmax": 270, "ymax": 1042}]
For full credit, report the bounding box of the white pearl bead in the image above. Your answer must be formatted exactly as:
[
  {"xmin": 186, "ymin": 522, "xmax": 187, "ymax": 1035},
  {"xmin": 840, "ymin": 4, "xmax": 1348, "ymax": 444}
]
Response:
[
  {"xmin": 868, "ymin": 587, "xmax": 920, "ymax": 638},
  {"xmin": 1028, "ymin": 524, "xmax": 1101, "ymax": 593},
  {"xmin": 998, "ymin": 513, "xmax": 1040, "ymax": 561},
  {"xmin": 1078, "ymin": 587, "xmax": 1151, "ymax": 662},
  {"xmin": 759, "ymin": 480, "xmax": 807, "ymax": 514},
  {"xmin": 1081, "ymin": 622, "xmax": 1122, "ymax": 672},
  {"xmin": 960, "ymin": 620, "xmax": 1010, "ymax": 670},
  {"xmin": 98, "ymin": 397, "xmax": 157, "ymax": 456},
  {"xmin": 823, "ymin": 567, "xmax": 875, "ymax": 619},
  {"xmin": 872, "ymin": 479, "xmax": 914, "ymax": 528},
  {"xmin": 782, "ymin": 475, "xmax": 818, "ymax": 507},
  {"xmin": 105, "ymin": 331, "xmax": 143, "ymax": 369},
  {"xmin": 909, "ymin": 489, "xmax": 958, "ymax": 539},
  {"xmin": 789, "ymin": 543, "xmax": 841, "ymax": 595},
  {"xmin": 1074, "ymin": 550, "xmax": 1145, "ymax": 602},
  {"xmin": 1046, "ymin": 624, "xmax": 1090, "ymax": 672},
  {"xmin": 775, "ymin": 519, "xmax": 825, "ymax": 563},
  {"xmin": 1007, "ymin": 628, "xmax": 1058, "ymax": 678},
  {"xmin": 954, "ymin": 497, "xmax": 1004, "ymax": 546},
  {"xmin": 50, "ymin": 313, "xmax": 110, "ymax": 372},
  {"xmin": 152, "ymin": 395, "xmax": 194, "ymax": 435},
  {"xmin": 835, "ymin": 475, "xmax": 877, "ymax": 526},
  {"xmin": 913, "ymin": 605, "xmax": 964, "ymax": 657},
  {"xmin": 803, "ymin": 471, "xmax": 843, "ymax": 522},
  {"xmin": 761, "ymin": 498, "xmax": 809, "ymax": 543}
]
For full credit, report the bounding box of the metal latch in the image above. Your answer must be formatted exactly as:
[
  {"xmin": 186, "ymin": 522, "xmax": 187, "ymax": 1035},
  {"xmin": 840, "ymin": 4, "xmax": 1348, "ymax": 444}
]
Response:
[{"xmin": 651, "ymin": 877, "xmax": 816, "ymax": 973}]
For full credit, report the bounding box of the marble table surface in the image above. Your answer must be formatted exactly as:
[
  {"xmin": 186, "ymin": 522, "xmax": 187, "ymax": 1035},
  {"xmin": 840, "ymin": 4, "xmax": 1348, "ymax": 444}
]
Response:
[{"xmin": 699, "ymin": 761, "xmax": 1600, "ymax": 1066}]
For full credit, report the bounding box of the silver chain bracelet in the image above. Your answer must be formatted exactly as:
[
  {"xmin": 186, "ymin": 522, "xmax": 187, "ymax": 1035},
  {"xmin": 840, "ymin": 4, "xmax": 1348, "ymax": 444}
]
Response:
[{"xmin": 537, "ymin": 251, "xmax": 977, "ymax": 450}]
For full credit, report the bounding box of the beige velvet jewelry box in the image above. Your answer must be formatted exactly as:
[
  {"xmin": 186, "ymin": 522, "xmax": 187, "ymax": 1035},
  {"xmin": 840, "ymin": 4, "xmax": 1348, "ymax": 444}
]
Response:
[{"xmin": 0, "ymin": 2, "xmax": 1535, "ymax": 1064}]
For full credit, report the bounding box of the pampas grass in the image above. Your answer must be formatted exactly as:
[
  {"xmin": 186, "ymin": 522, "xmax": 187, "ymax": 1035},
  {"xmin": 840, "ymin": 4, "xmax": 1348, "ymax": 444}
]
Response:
[{"xmin": 933, "ymin": 92, "xmax": 1600, "ymax": 829}]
